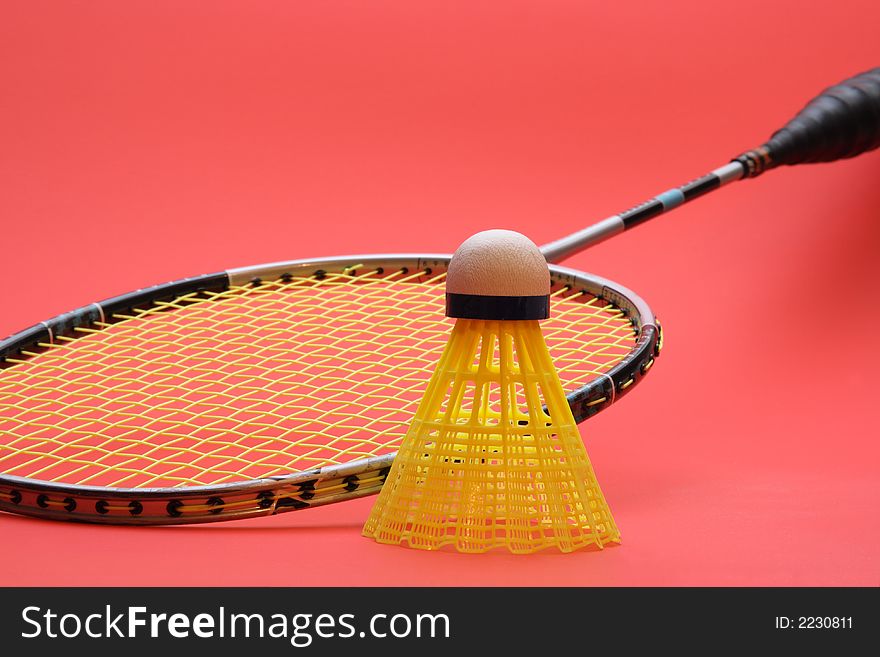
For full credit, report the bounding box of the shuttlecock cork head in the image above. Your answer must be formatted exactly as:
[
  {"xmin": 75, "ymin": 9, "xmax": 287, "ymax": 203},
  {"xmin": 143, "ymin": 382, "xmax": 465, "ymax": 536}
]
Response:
[{"xmin": 445, "ymin": 229, "xmax": 550, "ymax": 320}]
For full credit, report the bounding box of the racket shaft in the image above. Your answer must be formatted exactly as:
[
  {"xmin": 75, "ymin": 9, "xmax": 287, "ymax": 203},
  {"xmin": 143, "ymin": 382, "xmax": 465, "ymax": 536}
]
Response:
[{"xmin": 541, "ymin": 161, "xmax": 743, "ymax": 262}]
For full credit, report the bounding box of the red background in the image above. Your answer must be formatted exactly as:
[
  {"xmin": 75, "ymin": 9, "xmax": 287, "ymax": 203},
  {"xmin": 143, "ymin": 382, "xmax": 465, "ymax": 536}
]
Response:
[{"xmin": 1, "ymin": 1, "xmax": 878, "ymax": 586}]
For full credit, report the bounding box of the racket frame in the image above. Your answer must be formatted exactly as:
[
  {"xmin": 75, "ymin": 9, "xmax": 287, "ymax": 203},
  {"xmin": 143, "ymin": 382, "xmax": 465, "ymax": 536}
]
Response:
[{"xmin": 0, "ymin": 254, "xmax": 658, "ymax": 524}]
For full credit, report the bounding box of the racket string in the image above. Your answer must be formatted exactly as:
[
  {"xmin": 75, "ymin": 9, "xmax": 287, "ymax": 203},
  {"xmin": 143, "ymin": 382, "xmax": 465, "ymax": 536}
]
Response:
[{"xmin": 0, "ymin": 270, "xmax": 637, "ymax": 488}]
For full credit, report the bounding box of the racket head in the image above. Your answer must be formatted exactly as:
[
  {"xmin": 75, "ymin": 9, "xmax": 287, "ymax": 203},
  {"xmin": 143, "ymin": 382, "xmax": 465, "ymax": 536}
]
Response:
[{"xmin": 0, "ymin": 254, "xmax": 659, "ymax": 524}]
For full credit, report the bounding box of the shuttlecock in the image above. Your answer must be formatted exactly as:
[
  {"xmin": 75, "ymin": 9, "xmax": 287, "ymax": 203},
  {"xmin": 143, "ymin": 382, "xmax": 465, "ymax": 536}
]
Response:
[{"xmin": 363, "ymin": 229, "xmax": 620, "ymax": 553}]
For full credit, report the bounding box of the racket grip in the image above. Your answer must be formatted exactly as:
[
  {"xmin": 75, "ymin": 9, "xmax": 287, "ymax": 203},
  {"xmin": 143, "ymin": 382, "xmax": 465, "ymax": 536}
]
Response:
[{"xmin": 735, "ymin": 67, "xmax": 880, "ymax": 177}]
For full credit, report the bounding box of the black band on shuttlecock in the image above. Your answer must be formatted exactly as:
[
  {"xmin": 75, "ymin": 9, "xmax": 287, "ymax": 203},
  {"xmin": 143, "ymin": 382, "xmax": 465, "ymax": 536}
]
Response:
[{"xmin": 445, "ymin": 293, "xmax": 550, "ymax": 320}]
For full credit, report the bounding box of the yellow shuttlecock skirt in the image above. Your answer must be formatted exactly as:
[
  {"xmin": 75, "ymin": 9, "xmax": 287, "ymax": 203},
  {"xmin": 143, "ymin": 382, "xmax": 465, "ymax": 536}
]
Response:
[{"xmin": 363, "ymin": 319, "xmax": 620, "ymax": 553}]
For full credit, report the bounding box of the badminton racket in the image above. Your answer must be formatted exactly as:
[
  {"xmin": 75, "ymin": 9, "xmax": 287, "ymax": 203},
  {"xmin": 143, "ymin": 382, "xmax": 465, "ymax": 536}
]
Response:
[{"xmin": 0, "ymin": 67, "xmax": 877, "ymax": 525}]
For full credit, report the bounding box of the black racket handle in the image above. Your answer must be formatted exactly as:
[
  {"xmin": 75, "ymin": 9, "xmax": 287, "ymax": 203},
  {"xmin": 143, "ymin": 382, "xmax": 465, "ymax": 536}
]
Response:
[
  {"xmin": 735, "ymin": 67, "xmax": 880, "ymax": 177},
  {"xmin": 542, "ymin": 67, "xmax": 880, "ymax": 262}
]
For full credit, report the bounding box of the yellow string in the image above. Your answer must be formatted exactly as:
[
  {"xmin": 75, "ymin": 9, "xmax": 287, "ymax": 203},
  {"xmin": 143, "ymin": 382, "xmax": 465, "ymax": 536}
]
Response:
[{"xmin": 0, "ymin": 272, "xmax": 636, "ymax": 489}]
